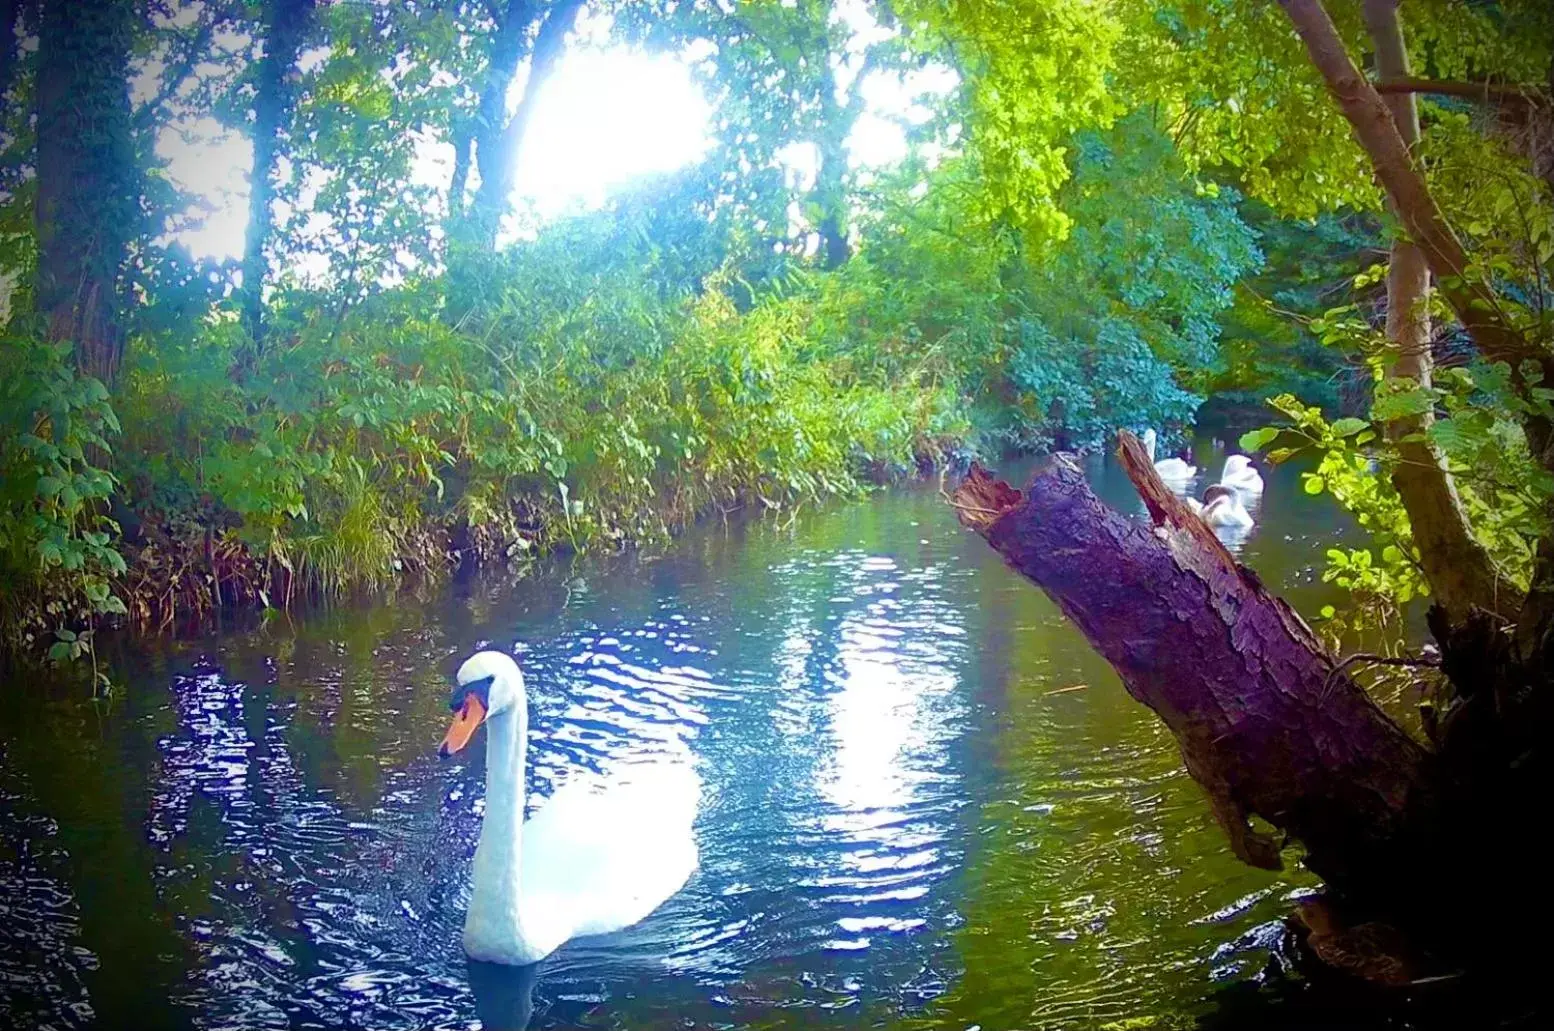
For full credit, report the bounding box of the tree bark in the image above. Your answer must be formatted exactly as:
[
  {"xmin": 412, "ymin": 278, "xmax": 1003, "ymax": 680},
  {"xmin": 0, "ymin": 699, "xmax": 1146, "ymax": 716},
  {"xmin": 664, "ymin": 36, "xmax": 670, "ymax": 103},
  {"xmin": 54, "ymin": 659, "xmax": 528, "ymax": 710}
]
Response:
[
  {"xmin": 953, "ymin": 442, "xmax": 1434, "ymax": 897},
  {"xmin": 953, "ymin": 440, "xmax": 1549, "ymax": 974},
  {"xmin": 467, "ymin": 0, "xmax": 583, "ymax": 249},
  {"xmin": 449, "ymin": 121, "xmax": 473, "ymax": 221},
  {"xmin": 34, "ymin": 0, "xmax": 138, "ymax": 389},
  {"xmin": 1373, "ymin": 77, "xmax": 1543, "ymax": 104},
  {"xmin": 1359, "ymin": 0, "xmax": 1509, "ymax": 624},
  {"xmin": 815, "ymin": 60, "xmax": 852, "ymax": 269},
  {"xmin": 0, "ymin": 0, "xmax": 19, "ymax": 107},
  {"xmin": 1280, "ymin": 0, "xmax": 1554, "ymax": 473},
  {"xmin": 240, "ymin": 0, "xmax": 315, "ymax": 348}
]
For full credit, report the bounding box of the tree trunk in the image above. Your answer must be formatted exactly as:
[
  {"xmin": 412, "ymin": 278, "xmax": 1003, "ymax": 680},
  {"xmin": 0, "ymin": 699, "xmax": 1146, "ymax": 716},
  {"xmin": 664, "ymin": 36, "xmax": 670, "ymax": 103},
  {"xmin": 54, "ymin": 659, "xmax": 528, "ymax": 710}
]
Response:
[
  {"xmin": 0, "ymin": 0, "xmax": 19, "ymax": 106},
  {"xmin": 815, "ymin": 66, "xmax": 851, "ymax": 269},
  {"xmin": 954, "ymin": 443, "xmax": 1433, "ymax": 891},
  {"xmin": 240, "ymin": 0, "xmax": 314, "ymax": 349},
  {"xmin": 952, "ymin": 440, "xmax": 1548, "ymax": 975},
  {"xmin": 1279, "ymin": 0, "xmax": 1554, "ymax": 472},
  {"xmin": 467, "ymin": 0, "xmax": 582, "ymax": 249},
  {"xmin": 33, "ymin": 0, "xmax": 137, "ymax": 389},
  {"xmin": 449, "ymin": 121, "xmax": 473, "ymax": 222},
  {"xmin": 1360, "ymin": 0, "xmax": 1508, "ymax": 624}
]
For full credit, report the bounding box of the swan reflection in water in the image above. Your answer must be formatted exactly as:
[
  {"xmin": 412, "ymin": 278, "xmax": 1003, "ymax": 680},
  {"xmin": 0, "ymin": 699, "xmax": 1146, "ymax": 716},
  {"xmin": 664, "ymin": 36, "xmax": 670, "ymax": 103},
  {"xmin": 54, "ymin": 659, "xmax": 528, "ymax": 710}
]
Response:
[{"xmin": 467, "ymin": 959, "xmax": 541, "ymax": 1030}]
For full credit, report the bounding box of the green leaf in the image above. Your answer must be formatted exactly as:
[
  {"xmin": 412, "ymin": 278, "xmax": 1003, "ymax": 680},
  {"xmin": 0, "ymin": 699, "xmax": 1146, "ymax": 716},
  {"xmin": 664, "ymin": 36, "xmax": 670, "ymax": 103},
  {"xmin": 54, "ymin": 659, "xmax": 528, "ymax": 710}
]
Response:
[
  {"xmin": 1304, "ymin": 474, "xmax": 1325, "ymax": 495},
  {"xmin": 1238, "ymin": 426, "xmax": 1279, "ymax": 452},
  {"xmin": 37, "ymin": 475, "xmax": 65, "ymax": 498},
  {"xmin": 1371, "ymin": 388, "xmax": 1436, "ymax": 421},
  {"xmin": 1330, "ymin": 417, "xmax": 1368, "ymax": 437}
]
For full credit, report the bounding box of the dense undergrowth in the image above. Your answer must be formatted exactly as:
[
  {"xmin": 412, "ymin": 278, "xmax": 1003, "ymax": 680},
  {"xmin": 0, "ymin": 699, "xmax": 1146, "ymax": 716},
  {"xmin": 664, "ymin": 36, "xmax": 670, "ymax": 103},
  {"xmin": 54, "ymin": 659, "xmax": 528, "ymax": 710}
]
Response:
[{"xmin": 3, "ymin": 114, "xmax": 1297, "ymax": 655}]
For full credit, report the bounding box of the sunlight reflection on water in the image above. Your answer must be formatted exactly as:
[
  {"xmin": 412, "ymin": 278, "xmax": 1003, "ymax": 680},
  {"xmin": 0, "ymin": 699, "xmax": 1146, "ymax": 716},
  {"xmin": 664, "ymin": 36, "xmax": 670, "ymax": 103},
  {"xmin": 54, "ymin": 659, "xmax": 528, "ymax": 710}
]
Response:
[{"xmin": 1, "ymin": 454, "xmax": 1355, "ymax": 1029}]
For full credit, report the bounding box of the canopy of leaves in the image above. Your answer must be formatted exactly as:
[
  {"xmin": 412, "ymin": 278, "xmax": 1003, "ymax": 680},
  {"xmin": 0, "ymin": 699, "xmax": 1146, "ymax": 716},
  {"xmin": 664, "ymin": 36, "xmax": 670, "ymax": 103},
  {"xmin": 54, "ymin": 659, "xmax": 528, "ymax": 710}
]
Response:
[{"xmin": 0, "ymin": 0, "xmax": 1548, "ymax": 649}]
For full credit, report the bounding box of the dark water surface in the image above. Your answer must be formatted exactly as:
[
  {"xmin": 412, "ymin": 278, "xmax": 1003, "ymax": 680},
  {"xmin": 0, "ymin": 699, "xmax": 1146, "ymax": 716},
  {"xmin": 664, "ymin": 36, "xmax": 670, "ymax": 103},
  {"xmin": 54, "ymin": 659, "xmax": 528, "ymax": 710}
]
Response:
[{"xmin": 4, "ymin": 452, "xmax": 1366, "ymax": 1030}]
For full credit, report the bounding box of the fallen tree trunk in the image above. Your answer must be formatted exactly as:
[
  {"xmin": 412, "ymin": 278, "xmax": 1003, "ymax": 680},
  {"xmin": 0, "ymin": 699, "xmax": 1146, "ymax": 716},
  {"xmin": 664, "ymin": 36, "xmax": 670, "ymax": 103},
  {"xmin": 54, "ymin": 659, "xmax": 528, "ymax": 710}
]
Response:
[{"xmin": 950, "ymin": 435, "xmax": 1541, "ymax": 976}]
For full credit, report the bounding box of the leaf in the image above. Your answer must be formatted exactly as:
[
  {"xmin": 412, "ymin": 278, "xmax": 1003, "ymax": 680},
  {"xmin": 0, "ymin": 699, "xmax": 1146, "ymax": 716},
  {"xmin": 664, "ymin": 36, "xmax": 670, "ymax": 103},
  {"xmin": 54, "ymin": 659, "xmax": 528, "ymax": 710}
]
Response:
[
  {"xmin": 36, "ymin": 475, "xmax": 65, "ymax": 498},
  {"xmin": 1304, "ymin": 474, "xmax": 1325, "ymax": 495},
  {"xmin": 1371, "ymin": 388, "xmax": 1436, "ymax": 421},
  {"xmin": 1330, "ymin": 417, "xmax": 1368, "ymax": 437},
  {"xmin": 1238, "ymin": 426, "xmax": 1279, "ymax": 452}
]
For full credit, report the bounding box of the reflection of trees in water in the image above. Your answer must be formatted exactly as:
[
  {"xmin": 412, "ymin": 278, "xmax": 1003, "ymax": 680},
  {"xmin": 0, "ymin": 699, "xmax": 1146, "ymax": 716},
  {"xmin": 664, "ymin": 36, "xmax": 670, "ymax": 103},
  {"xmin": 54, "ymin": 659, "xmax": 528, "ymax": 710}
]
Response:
[
  {"xmin": 0, "ymin": 758, "xmax": 96, "ymax": 1028},
  {"xmin": 0, "ymin": 689, "xmax": 193, "ymax": 1026},
  {"xmin": 904, "ymin": 568, "xmax": 1313, "ymax": 1030},
  {"xmin": 142, "ymin": 662, "xmax": 476, "ymax": 1028}
]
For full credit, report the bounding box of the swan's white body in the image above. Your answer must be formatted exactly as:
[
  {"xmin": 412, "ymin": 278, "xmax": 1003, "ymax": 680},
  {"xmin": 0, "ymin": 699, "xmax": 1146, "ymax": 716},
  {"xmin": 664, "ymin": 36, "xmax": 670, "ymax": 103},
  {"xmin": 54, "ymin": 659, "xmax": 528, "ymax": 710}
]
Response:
[
  {"xmin": 1195, "ymin": 491, "xmax": 1255, "ymax": 528},
  {"xmin": 1220, "ymin": 454, "xmax": 1265, "ymax": 493},
  {"xmin": 1142, "ymin": 429, "xmax": 1197, "ymax": 483},
  {"xmin": 447, "ymin": 651, "xmax": 700, "ymax": 966}
]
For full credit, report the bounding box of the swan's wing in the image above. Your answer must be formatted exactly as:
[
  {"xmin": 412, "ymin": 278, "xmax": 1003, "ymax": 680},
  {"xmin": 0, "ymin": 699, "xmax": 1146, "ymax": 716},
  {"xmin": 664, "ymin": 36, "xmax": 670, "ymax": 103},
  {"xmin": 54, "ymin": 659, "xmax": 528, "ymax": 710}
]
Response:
[{"xmin": 520, "ymin": 762, "xmax": 701, "ymax": 941}]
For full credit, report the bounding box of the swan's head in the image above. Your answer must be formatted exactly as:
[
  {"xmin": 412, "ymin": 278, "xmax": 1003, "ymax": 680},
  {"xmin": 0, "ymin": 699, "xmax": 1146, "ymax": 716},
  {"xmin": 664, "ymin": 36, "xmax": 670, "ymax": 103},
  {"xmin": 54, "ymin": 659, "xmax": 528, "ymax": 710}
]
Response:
[
  {"xmin": 1202, "ymin": 484, "xmax": 1236, "ymax": 506},
  {"xmin": 439, "ymin": 650, "xmax": 524, "ymax": 757},
  {"xmin": 1224, "ymin": 454, "xmax": 1254, "ymax": 475}
]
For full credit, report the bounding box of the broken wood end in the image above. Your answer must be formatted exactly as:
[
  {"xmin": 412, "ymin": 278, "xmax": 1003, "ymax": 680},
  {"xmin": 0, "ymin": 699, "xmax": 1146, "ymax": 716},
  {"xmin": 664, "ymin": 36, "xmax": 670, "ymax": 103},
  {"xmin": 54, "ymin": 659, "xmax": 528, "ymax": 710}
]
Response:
[{"xmin": 949, "ymin": 463, "xmax": 1022, "ymax": 536}]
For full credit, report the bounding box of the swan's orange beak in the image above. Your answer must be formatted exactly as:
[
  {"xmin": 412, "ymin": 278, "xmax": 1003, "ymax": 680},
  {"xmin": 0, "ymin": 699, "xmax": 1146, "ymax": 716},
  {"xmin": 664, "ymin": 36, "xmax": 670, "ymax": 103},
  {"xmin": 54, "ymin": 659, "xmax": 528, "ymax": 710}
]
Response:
[{"xmin": 439, "ymin": 695, "xmax": 486, "ymax": 758}]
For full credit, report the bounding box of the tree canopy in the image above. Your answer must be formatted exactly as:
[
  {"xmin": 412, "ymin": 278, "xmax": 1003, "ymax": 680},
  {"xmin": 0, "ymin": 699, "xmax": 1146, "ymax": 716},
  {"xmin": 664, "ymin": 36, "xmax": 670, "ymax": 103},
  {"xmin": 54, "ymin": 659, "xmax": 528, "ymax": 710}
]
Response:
[{"xmin": 0, "ymin": 0, "xmax": 1550, "ymax": 665}]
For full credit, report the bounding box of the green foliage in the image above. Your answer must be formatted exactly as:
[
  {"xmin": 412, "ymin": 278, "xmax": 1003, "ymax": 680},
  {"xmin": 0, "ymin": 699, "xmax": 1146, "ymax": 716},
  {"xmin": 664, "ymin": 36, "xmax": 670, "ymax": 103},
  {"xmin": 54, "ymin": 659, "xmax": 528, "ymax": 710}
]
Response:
[
  {"xmin": 1205, "ymin": 208, "xmax": 1379, "ymax": 430},
  {"xmin": 8, "ymin": 0, "xmax": 1545, "ymax": 664},
  {"xmin": 1243, "ymin": 363, "xmax": 1552, "ymax": 623},
  {"xmin": 100, "ymin": 218, "xmax": 964, "ymax": 623},
  {"xmin": 0, "ymin": 333, "xmax": 128, "ymax": 653},
  {"xmin": 896, "ymin": 0, "xmax": 1121, "ymax": 237},
  {"xmin": 1245, "ymin": 394, "xmax": 1427, "ymax": 606},
  {"xmin": 1003, "ymin": 116, "xmax": 1263, "ymax": 446}
]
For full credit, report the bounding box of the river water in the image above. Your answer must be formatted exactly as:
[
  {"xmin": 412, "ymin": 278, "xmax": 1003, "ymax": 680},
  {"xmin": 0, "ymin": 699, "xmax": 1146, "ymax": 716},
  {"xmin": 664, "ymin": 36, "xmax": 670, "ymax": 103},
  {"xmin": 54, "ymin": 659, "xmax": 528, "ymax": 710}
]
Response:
[{"xmin": 3, "ymin": 452, "xmax": 1381, "ymax": 1030}]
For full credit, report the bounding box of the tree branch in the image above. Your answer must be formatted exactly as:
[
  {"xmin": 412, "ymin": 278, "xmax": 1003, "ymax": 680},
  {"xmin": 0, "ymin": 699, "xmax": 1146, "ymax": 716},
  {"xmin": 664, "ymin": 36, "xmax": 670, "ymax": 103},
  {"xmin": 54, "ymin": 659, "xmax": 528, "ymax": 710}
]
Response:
[
  {"xmin": 1358, "ymin": 0, "xmax": 1515, "ymax": 622},
  {"xmin": 132, "ymin": 7, "xmax": 222, "ymax": 134},
  {"xmin": 1279, "ymin": 0, "xmax": 1554, "ymax": 469},
  {"xmin": 951, "ymin": 444, "xmax": 1436, "ymax": 892},
  {"xmin": 1373, "ymin": 77, "xmax": 1545, "ymax": 105},
  {"xmin": 468, "ymin": 0, "xmax": 583, "ymax": 245},
  {"xmin": 492, "ymin": 0, "xmax": 582, "ymax": 177}
]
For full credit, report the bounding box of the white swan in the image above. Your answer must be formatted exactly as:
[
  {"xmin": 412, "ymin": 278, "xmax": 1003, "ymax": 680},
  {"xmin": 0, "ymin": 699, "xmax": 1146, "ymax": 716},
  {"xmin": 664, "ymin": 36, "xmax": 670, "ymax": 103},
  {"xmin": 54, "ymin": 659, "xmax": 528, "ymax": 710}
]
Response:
[
  {"xmin": 1142, "ymin": 428, "xmax": 1197, "ymax": 483},
  {"xmin": 1195, "ymin": 485, "xmax": 1255, "ymax": 528},
  {"xmin": 438, "ymin": 650, "xmax": 700, "ymax": 965},
  {"xmin": 1220, "ymin": 454, "xmax": 1265, "ymax": 493}
]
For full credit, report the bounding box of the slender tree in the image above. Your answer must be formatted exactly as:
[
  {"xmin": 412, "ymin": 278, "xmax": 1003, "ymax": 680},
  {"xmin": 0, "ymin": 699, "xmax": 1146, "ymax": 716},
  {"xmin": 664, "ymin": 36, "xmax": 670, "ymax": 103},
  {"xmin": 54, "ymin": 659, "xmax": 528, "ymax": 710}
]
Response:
[
  {"xmin": 33, "ymin": 0, "xmax": 139, "ymax": 389},
  {"xmin": 1360, "ymin": 0, "xmax": 1511, "ymax": 622},
  {"xmin": 458, "ymin": 0, "xmax": 585, "ymax": 248},
  {"xmin": 241, "ymin": 0, "xmax": 316, "ymax": 347},
  {"xmin": 0, "ymin": 0, "xmax": 20, "ymax": 107}
]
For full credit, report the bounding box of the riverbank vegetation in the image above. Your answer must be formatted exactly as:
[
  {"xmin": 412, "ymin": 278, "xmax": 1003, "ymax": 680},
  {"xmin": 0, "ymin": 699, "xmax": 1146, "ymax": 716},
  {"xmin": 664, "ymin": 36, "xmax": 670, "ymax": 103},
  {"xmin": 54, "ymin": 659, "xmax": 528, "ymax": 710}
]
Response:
[{"xmin": 1, "ymin": 0, "xmax": 1549, "ymax": 676}]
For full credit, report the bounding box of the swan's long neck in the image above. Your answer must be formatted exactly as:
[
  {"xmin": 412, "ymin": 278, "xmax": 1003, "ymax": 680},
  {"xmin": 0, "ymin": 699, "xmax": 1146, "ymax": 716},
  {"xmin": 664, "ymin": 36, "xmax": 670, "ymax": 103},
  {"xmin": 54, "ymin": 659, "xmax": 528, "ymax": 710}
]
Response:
[
  {"xmin": 482, "ymin": 690, "xmax": 528, "ymax": 852},
  {"xmin": 470, "ymin": 674, "xmax": 528, "ymax": 922}
]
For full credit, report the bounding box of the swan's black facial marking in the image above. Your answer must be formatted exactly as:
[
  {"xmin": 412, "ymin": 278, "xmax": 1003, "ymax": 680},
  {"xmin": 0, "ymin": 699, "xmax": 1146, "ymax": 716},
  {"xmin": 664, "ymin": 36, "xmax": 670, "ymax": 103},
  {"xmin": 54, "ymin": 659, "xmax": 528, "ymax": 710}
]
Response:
[{"xmin": 451, "ymin": 675, "xmax": 494, "ymax": 712}]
